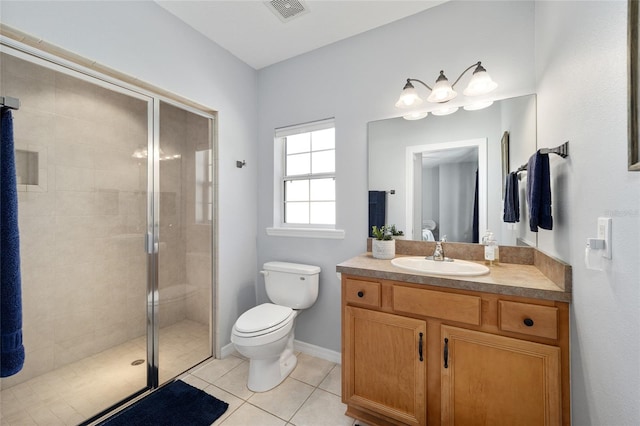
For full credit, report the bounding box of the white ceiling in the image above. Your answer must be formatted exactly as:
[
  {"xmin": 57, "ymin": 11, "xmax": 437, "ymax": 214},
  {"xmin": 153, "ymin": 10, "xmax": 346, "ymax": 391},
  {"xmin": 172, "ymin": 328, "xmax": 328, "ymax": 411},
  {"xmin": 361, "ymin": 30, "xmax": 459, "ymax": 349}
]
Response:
[{"xmin": 156, "ymin": 1, "xmax": 446, "ymax": 70}]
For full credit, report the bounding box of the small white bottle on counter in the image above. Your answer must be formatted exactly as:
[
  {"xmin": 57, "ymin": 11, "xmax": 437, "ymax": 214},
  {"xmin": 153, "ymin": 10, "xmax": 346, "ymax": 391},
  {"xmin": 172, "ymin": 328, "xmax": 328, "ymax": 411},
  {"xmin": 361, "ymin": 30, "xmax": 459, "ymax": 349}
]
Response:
[{"xmin": 484, "ymin": 232, "xmax": 498, "ymax": 266}]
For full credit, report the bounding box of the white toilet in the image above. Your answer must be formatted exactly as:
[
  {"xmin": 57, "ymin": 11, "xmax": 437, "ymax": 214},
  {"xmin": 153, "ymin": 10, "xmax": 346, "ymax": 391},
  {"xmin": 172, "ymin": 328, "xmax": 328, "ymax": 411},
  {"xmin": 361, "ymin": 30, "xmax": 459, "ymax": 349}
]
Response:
[
  {"xmin": 231, "ymin": 261, "xmax": 320, "ymax": 392},
  {"xmin": 422, "ymin": 219, "xmax": 438, "ymax": 241}
]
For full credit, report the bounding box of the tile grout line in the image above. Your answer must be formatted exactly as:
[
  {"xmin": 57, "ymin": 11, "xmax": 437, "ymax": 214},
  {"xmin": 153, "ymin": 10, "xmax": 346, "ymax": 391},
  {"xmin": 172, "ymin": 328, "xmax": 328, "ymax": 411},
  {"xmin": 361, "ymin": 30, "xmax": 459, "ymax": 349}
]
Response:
[{"xmin": 284, "ymin": 363, "xmax": 337, "ymax": 425}]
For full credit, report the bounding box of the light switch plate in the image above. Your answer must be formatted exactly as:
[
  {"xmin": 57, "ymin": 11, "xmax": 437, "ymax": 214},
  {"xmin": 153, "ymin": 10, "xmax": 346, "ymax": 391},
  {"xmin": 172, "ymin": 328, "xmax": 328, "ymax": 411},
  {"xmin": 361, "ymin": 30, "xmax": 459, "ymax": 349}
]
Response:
[{"xmin": 597, "ymin": 217, "xmax": 612, "ymax": 259}]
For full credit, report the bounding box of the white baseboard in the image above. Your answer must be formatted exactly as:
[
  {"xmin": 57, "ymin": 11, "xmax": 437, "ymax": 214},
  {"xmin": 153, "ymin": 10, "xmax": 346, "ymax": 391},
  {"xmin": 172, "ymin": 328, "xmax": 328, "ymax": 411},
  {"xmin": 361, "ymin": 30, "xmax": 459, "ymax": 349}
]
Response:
[
  {"xmin": 220, "ymin": 342, "xmax": 236, "ymax": 359},
  {"xmin": 220, "ymin": 340, "xmax": 341, "ymax": 365},
  {"xmin": 294, "ymin": 340, "xmax": 341, "ymax": 364}
]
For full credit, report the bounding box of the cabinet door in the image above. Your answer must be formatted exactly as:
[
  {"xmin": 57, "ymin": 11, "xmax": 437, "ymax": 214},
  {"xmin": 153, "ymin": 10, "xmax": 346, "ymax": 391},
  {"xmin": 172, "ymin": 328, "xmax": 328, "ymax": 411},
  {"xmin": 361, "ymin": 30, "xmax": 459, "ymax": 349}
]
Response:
[
  {"xmin": 441, "ymin": 326, "xmax": 561, "ymax": 426},
  {"xmin": 344, "ymin": 306, "xmax": 427, "ymax": 426}
]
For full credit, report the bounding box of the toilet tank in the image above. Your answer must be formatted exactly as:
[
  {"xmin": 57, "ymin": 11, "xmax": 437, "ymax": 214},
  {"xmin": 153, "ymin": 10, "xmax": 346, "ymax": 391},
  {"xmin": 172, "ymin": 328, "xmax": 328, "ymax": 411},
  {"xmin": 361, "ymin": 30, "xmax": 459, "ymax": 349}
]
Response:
[{"xmin": 262, "ymin": 261, "xmax": 320, "ymax": 309}]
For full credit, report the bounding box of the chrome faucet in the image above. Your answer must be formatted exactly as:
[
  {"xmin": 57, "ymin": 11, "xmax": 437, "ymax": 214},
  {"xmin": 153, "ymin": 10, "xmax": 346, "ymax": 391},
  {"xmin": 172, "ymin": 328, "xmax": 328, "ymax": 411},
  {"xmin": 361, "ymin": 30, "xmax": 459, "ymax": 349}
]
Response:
[{"xmin": 432, "ymin": 240, "xmax": 445, "ymax": 261}]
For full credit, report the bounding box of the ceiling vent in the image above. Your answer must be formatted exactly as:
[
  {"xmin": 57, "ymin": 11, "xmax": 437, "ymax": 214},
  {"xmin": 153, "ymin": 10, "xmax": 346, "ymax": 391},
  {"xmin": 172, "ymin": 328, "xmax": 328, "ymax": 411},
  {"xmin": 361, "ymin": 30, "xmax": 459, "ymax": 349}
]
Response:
[{"xmin": 265, "ymin": 0, "xmax": 310, "ymax": 22}]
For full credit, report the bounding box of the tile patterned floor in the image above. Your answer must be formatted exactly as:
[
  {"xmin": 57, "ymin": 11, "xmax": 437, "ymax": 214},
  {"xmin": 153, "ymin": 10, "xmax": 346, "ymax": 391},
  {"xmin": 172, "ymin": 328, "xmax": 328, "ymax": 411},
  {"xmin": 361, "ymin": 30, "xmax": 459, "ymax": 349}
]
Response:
[
  {"xmin": 179, "ymin": 351, "xmax": 357, "ymax": 426},
  {"xmin": 1, "ymin": 325, "xmax": 363, "ymax": 426}
]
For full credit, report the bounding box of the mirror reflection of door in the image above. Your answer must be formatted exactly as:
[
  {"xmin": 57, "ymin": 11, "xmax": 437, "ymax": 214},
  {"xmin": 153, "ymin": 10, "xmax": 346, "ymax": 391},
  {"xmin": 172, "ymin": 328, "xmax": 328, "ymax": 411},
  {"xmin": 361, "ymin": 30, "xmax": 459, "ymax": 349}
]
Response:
[
  {"xmin": 406, "ymin": 139, "xmax": 486, "ymax": 243},
  {"xmin": 418, "ymin": 146, "xmax": 479, "ymax": 243}
]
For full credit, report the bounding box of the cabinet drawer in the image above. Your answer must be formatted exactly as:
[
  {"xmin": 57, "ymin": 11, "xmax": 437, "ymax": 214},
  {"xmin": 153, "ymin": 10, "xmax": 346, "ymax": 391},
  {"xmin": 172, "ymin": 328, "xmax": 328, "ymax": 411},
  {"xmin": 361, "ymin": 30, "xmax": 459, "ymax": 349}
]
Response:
[
  {"xmin": 345, "ymin": 278, "xmax": 381, "ymax": 308},
  {"xmin": 393, "ymin": 286, "xmax": 481, "ymax": 325},
  {"xmin": 499, "ymin": 301, "xmax": 558, "ymax": 340}
]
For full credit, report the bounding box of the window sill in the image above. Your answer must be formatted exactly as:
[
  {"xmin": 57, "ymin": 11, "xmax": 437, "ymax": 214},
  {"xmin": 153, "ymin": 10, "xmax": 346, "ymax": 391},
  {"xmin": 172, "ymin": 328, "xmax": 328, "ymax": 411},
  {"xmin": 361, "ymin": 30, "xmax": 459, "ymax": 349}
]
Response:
[{"xmin": 266, "ymin": 227, "xmax": 345, "ymax": 239}]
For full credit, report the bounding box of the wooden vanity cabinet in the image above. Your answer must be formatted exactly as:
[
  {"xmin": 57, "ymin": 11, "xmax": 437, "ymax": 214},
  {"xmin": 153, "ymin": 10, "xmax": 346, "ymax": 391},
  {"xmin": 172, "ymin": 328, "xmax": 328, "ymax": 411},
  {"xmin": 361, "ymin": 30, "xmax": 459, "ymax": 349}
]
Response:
[{"xmin": 341, "ymin": 275, "xmax": 570, "ymax": 426}]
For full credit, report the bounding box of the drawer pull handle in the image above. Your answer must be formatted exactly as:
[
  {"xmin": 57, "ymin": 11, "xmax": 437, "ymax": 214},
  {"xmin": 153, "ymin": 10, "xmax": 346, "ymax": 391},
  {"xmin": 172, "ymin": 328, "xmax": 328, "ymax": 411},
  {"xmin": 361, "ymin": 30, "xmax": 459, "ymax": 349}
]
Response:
[
  {"xmin": 444, "ymin": 338, "xmax": 449, "ymax": 369},
  {"xmin": 418, "ymin": 332, "xmax": 424, "ymax": 362},
  {"xmin": 357, "ymin": 291, "xmax": 364, "ymax": 298},
  {"xmin": 523, "ymin": 318, "xmax": 535, "ymax": 327}
]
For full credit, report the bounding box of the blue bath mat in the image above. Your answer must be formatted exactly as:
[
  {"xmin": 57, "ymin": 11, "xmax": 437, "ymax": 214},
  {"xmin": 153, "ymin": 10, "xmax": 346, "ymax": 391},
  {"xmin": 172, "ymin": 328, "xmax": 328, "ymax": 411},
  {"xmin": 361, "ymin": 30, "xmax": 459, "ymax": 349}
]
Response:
[{"xmin": 99, "ymin": 380, "xmax": 228, "ymax": 426}]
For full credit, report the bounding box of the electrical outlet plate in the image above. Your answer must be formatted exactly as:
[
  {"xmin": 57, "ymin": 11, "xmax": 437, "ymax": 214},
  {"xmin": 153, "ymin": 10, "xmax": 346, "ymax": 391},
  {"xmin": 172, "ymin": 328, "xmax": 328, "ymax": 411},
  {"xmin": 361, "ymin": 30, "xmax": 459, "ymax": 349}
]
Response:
[{"xmin": 597, "ymin": 217, "xmax": 612, "ymax": 259}]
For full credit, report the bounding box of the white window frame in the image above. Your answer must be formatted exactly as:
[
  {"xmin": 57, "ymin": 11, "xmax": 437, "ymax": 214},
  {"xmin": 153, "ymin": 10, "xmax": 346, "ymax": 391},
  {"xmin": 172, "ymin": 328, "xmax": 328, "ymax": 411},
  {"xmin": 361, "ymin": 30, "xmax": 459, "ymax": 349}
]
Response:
[{"xmin": 267, "ymin": 118, "xmax": 344, "ymax": 239}]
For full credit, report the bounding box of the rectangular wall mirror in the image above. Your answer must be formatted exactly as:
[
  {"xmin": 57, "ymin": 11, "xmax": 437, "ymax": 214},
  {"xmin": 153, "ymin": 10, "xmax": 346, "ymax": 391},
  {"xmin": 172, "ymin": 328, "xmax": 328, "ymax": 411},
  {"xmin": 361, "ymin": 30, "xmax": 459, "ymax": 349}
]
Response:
[{"xmin": 368, "ymin": 94, "xmax": 537, "ymax": 247}]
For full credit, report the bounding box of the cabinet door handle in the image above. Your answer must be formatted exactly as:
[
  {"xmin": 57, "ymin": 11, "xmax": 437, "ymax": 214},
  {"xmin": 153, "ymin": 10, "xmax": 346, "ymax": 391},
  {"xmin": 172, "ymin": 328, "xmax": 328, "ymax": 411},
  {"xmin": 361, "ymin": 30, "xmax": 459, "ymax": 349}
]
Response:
[
  {"xmin": 357, "ymin": 291, "xmax": 364, "ymax": 298},
  {"xmin": 443, "ymin": 338, "xmax": 449, "ymax": 369},
  {"xmin": 523, "ymin": 318, "xmax": 534, "ymax": 327},
  {"xmin": 418, "ymin": 332, "xmax": 424, "ymax": 362}
]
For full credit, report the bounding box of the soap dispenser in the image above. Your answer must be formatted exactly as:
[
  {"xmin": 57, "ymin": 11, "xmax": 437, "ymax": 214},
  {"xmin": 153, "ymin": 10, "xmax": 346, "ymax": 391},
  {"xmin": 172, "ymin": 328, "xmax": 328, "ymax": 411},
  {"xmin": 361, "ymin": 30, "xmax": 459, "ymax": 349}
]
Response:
[{"xmin": 484, "ymin": 232, "xmax": 498, "ymax": 265}]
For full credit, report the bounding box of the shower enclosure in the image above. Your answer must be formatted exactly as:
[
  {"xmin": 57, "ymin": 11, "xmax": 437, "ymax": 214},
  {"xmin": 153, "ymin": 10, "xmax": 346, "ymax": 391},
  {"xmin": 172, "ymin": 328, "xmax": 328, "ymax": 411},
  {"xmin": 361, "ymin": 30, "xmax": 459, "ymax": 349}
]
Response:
[{"xmin": 0, "ymin": 40, "xmax": 216, "ymax": 424}]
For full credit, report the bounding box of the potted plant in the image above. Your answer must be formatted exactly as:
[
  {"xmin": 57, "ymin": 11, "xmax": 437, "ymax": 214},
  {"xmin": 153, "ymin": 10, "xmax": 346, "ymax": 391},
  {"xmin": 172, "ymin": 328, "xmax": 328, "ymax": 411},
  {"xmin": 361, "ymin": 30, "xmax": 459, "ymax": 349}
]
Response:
[
  {"xmin": 371, "ymin": 225, "xmax": 395, "ymax": 259},
  {"xmin": 389, "ymin": 224, "xmax": 405, "ymax": 240}
]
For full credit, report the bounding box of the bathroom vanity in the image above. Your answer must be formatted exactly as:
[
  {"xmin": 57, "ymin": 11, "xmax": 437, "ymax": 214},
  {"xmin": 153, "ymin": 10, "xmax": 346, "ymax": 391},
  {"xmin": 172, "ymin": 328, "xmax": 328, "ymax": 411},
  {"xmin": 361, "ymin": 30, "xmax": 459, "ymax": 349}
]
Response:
[{"xmin": 337, "ymin": 241, "xmax": 571, "ymax": 426}]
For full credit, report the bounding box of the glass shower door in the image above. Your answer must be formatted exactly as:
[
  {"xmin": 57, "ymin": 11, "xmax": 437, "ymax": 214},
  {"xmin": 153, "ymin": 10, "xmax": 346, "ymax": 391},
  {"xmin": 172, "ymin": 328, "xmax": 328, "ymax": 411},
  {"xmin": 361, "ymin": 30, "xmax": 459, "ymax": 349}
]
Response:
[
  {"xmin": 0, "ymin": 48, "xmax": 153, "ymax": 420},
  {"xmin": 156, "ymin": 100, "xmax": 213, "ymax": 384},
  {"xmin": 1, "ymin": 43, "xmax": 216, "ymax": 424}
]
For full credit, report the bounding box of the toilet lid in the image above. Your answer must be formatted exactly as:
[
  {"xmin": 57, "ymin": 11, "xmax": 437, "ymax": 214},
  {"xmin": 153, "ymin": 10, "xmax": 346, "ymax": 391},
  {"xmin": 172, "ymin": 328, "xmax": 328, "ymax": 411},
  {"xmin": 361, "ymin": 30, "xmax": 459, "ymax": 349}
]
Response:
[{"xmin": 235, "ymin": 303, "xmax": 294, "ymax": 334}]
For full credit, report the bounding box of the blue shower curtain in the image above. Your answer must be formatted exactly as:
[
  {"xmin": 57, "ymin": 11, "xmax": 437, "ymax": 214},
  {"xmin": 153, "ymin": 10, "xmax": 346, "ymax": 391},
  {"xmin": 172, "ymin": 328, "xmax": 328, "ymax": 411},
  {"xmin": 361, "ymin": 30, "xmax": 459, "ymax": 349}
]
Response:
[{"xmin": 1, "ymin": 108, "xmax": 25, "ymax": 377}]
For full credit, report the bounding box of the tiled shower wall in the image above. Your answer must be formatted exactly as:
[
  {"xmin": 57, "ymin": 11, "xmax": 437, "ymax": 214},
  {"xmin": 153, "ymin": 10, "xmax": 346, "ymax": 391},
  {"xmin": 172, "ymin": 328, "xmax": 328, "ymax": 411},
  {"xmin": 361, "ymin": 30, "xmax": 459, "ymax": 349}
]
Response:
[
  {"xmin": 158, "ymin": 102, "xmax": 212, "ymax": 328},
  {"xmin": 1, "ymin": 53, "xmax": 211, "ymax": 388}
]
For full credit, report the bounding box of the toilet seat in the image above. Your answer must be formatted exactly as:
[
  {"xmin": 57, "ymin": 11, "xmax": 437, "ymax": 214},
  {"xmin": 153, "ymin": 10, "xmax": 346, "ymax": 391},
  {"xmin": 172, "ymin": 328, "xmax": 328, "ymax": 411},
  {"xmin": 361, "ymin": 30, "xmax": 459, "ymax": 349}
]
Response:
[{"xmin": 233, "ymin": 303, "xmax": 295, "ymax": 337}]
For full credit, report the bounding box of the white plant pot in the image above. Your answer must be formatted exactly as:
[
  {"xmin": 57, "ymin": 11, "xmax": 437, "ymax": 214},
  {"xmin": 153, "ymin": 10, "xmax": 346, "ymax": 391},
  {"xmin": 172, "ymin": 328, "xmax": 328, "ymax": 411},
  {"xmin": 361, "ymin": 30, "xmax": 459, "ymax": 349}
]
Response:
[{"xmin": 372, "ymin": 239, "xmax": 396, "ymax": 260}]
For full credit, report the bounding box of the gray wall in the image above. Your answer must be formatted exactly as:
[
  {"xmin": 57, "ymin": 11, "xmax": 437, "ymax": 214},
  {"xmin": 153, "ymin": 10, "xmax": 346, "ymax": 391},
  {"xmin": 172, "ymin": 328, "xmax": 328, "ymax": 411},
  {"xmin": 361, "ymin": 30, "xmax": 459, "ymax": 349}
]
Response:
[{"xmin": 257, "ymin": 0, "xmax": 536, "ymax": 354}]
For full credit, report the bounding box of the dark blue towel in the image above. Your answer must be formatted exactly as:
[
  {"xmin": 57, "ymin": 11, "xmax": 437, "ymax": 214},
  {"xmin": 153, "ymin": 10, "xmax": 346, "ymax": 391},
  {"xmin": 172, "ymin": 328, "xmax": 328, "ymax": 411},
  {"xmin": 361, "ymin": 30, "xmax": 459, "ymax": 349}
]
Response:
[
  {"xmin": 526, "ymin": 150, "xmax": 553, "ymax": 232},
  {"xmin": 368, "ymin": 191, "xmax": 386, "ymax": 237},
  {"xmin": 1, "ymin": 108, "xmax": 25, "ymax": 377},
  {"xmin": 503, "ymin": 172, "xmax": 520, "ymax": 223}
]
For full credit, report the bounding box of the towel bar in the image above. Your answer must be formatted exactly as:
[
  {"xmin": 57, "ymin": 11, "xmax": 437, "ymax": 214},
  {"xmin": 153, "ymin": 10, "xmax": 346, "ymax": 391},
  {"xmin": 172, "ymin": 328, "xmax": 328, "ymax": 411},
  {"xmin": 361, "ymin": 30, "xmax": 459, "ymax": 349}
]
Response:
[{"xmin": 516, "ymin": 141, "xmax": 569, "ymax": 173}]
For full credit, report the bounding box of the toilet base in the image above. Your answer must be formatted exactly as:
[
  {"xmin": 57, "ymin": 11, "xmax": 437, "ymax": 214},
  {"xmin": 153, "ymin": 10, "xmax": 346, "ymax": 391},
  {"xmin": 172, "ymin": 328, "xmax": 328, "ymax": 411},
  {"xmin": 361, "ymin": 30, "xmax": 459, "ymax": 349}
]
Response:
[{"xmin": 247, "ymin": 334, "xmax": 297, "ymax": 392}]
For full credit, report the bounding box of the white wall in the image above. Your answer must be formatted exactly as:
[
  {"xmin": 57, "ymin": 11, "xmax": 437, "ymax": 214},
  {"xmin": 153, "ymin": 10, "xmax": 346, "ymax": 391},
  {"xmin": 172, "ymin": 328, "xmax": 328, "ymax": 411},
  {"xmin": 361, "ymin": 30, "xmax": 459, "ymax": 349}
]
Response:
[
  {"xmin": 1, "ymin": 1, "xmax": 259, "ymax": 352},
  {"xmin": 257, "ymin": 0, "xmax": 536, "ymax": 352},
  {"xmin": 535, "ymin": 1, "xmax": 640, "ymax": 424}
]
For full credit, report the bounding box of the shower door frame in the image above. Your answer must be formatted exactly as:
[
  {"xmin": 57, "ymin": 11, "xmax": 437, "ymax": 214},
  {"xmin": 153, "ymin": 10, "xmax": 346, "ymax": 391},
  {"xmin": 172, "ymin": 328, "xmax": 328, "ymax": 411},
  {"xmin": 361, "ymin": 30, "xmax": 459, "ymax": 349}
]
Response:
[{"xmin": 0, "ymin": 34, "xmax": 218, "ymax": 416}]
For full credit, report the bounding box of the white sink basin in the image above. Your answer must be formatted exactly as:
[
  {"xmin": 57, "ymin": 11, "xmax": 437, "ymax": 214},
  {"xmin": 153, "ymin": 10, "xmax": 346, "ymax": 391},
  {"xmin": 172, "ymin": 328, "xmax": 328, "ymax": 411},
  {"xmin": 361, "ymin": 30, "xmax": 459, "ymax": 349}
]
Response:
[{"xmin": 390, "ymin": 256, "xmax": 490, "ymax": 277}]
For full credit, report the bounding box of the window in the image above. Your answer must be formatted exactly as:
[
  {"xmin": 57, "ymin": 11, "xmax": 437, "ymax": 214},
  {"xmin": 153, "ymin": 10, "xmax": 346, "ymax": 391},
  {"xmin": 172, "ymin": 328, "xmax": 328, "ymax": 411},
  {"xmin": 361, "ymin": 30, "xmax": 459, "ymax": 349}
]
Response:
[
  {"xmin": 268, "ymin": 118, "xmax": 344, "ymax": 239},
  {"xmin": 195, "ymin": 148, "xmax": 213, "ymax": 224}
]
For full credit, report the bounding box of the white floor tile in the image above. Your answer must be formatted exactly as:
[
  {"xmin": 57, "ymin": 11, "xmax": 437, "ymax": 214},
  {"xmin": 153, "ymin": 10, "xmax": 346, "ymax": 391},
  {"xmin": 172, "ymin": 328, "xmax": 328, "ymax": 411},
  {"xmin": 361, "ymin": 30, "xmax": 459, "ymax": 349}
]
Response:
[
  {"xmin": 289, "ymin": 389, "xmax": 353, "ymax": 426},
  {"xmin": 318, "ymin": 364, "xmax": 342, "ymax": 397},
  {"xmin": 290, "ymin": 353, "xmax": 336, "ymax": 387},
  {"xmin": 191, "ymin": 356, "xmax": 244, "ymax": 384},
  {"xmin": 219, "ymin": 402, "xmax": 286, "ymax": 426},
  {"xmin": 247, "ymin": 377, "xmax": 314, "ymax": 421},
  {"xmin": 213, "ymin": 361, "xmax": 254, "ymax": 400}
]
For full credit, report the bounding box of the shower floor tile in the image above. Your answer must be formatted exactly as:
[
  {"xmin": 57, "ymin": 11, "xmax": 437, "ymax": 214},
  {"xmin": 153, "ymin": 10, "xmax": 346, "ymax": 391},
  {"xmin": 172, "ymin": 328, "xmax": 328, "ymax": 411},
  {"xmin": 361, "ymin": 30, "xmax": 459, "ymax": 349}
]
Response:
[{"xmin": 0, "ymin": 319, "xmax": 209, "ymax": 426}]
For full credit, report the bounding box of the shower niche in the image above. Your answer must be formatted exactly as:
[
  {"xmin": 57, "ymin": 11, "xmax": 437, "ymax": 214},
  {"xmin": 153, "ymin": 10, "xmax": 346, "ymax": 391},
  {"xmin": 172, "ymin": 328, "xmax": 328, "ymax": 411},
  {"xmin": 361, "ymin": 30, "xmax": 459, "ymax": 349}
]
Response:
[{"xmin": 15, "ymin": 145, "xmax": 46, "ymax": 191}]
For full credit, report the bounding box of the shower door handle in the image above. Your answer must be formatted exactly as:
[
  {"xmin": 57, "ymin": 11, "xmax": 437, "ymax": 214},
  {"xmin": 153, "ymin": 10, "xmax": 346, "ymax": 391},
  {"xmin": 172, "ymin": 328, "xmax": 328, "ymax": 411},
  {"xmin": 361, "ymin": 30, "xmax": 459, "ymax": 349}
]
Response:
[{"xmin": 145, "ymin": 232, "xmax": 157, "ymax": 254}]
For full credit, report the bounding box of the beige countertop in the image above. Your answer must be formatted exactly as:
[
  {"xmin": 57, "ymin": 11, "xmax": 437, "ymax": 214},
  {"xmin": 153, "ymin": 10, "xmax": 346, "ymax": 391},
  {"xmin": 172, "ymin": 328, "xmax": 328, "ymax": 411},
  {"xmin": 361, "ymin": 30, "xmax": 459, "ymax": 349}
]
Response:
[{"xmin": 337, "ymin": 252, "xmax": 572, "ymax": 303}]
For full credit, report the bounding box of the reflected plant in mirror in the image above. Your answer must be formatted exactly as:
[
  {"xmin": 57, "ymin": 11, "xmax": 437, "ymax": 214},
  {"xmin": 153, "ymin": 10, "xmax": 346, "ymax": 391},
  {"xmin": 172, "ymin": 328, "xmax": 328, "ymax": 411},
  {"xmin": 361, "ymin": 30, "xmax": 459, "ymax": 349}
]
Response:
[{"xmin": 368, "ymin": 95, "xmax": 537, "ymax": 247}]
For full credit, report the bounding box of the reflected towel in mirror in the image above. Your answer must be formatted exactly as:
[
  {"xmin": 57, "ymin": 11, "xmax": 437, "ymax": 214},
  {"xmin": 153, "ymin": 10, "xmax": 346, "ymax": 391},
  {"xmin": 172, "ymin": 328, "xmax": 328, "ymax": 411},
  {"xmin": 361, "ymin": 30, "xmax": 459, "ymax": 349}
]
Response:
[{"xmin": 422, "ymin": 229, "xmax": 435, "ymax": 241}]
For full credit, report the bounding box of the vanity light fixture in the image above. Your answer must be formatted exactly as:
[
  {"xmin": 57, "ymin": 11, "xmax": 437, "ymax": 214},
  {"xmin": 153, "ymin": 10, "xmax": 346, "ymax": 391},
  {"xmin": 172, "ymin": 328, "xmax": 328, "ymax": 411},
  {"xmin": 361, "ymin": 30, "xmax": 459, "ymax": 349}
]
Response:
[{"xmin": 395, "ymin": 61, "xmax": 498, "ymax": 108}]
